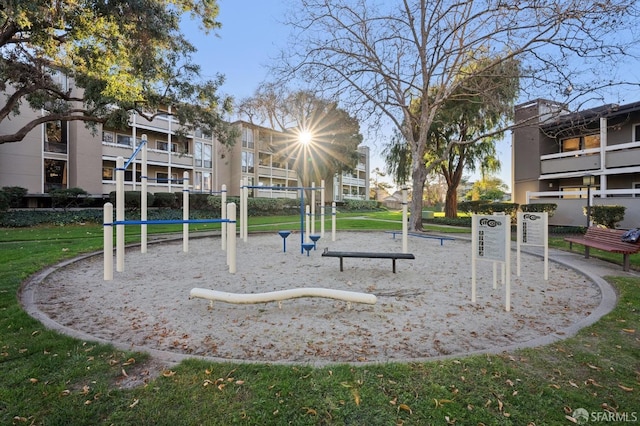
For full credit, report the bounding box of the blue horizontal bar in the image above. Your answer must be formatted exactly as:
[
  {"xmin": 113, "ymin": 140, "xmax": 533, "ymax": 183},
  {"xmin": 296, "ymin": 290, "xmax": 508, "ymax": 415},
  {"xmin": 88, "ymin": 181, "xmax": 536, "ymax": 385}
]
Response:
[{"xmin": 104, "ymin": 219, "xmax": 234, "ymax": 226}]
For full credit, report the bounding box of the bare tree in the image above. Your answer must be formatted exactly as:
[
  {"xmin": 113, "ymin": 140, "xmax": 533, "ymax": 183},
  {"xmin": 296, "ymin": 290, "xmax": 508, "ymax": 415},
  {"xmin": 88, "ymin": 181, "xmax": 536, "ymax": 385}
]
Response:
[{"xmin": 276, "ymin": 0, "xmax": 640, "ymax": 230}]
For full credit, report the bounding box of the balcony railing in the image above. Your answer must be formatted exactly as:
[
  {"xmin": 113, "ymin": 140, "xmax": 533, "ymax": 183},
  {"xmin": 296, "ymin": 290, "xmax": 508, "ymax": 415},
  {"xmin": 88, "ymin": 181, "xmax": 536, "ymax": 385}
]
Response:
[{"xmin": 540, "ymin": 141, "xmax": 640, "ymax": 176}]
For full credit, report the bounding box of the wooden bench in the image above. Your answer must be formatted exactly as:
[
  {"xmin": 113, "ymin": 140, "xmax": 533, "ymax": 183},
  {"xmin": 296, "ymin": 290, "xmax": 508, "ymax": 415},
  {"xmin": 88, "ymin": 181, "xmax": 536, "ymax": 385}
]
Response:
[
  {"xmin": 321, "ymin": 248, "xmax": 415, "ymax": 273},
  {"xmin": 385, "ymin": 231, "xmax": 455, "ymax": 246},
  {"xmin": 564, "ymin": 227, "xmax": 640, "ymax": 271}
]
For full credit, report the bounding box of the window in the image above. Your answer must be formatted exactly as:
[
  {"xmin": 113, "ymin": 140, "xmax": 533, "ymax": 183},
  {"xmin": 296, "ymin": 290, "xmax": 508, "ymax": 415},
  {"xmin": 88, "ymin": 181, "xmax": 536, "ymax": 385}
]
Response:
[
  {"xmin": 44, "ymin": 159, "xmax": 67, "ymax": 192},
  {"xmin": 102, "ymin": 131, "xmax": 114, "ymax": 144},
  {"xmin": 194, "ymin": 172, "xmax": 202, "ymax": 190},
  {"xmin": 116, "ymin": 134, "xmax": 132, "ymax": 146},
  {"xmin": 156, "ymin": 172, "xmax": 178, "ymax": 184},
  {"xmin": 560, "ymin": 134, "xmax": 600, "ymax": 152},
  {"xmin": 195, "ymin": 142, "xmax": 202, "ymax": 167},
  {"xmin": 44, "ymin": 121, "xmax": 67, "ymax": 153},
  {"xmin": 259, "ymin": 152, "xmax": 271, "ymax": 166},
  {"xmin": 203, "ymin": 144, "xmax": 212, "ymax": 168},
  {"xmin": 242, "ymin": 151, "xmax": 254, "ymax": 173},
  {"xmin": 561, "ymin": 137, "xmax": 580, "ymax": 152},
  {"xmin": 156, "ymin": 140, "xmax": 169, "ymax": 151},
  {"xmin": 102, "ymin": 167, "xmax": 114, "ymax": 180},
  {"xmin": 202, "ymin": 172, "xmax": 211, "ymax": 192},
  {"xmin": 242, "ymin": 127, "xmax": 254, "ymax": 149},
  {"xmin": 634, "ymin": 124, "xmax": 640, "ymax": 142}
]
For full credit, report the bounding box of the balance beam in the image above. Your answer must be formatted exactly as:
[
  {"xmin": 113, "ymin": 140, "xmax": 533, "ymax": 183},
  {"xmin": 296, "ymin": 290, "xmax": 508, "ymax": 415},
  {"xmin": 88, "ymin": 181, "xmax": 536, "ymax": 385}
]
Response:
[{"xmin": 189, "ymin": 287, "xmax": 377, "ymax": 308}]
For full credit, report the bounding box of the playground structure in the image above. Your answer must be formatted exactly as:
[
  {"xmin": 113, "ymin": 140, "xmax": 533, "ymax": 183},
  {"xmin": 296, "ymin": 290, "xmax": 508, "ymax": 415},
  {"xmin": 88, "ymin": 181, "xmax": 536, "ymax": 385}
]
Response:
[
  {"xmin": 239, "ymin": 178, "xmax": 336, "ymax": 253},
  {"xmin": 103, "ymin": 134, "xmax": 236, "ymax": 280},
  {"xmin": 189, "ymin": 287, "xmax": 377, "ymax": 310}
]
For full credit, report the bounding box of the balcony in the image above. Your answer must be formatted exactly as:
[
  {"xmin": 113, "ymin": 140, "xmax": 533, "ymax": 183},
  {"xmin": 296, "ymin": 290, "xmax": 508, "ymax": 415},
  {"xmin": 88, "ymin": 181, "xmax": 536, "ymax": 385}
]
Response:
[{"xmin": 540, "ymin": 141, "xmax": 640, "ymax": 177}]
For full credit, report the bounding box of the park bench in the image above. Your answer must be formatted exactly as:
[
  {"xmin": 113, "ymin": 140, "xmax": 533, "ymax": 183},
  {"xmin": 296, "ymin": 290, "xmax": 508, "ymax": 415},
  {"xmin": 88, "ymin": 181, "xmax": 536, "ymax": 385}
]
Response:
[
  {"xmin": 321, "ymin": 248, "xmax": 415, "ymax": 273},
  {"xmin": 385, "ymin": 230, "xmax": 455, "ymax": 246},
  {"xmin": 564, "ymin": 227, "xmax": 640, "ymax": 271}
]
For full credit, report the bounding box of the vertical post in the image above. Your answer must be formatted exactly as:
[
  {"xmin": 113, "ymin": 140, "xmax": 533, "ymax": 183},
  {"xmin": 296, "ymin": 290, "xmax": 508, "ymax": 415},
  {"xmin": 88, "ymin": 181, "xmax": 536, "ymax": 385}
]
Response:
[
  {"xmin": 116, "ymin": 156, "xmax": 125, "ymax": 272},
  {"xmin": 104, "ymin": 203, "xmax": 113, "ymax": 281},
  {"xmin": 505, "ymin": 214, "xmax": 511, "ymax": 312},
  {"xmin": 305, "ymin": 205, "xmax": 311, "ymax": 244},
  {"xmin": 471, "ymin": 215, "xmax": 477, "ymax": 303},
  {"xmin": 238, "ymin": 179, "xmax": 242, "ymax": 238},
  {"xmin": 311, "ymin": 181, "xmax": 316, "ymax": 236},
  {"xmin": 183, "ymin": 171, "xmax": 189, "ymax": 252},
  {"xmin": 331, "ymin": 202, "xmax": 336, "ymax": 242},
  {"xmin": 221, "ymin": 184, "xmax": 227, "ymax": 251},
  {"xmin": 227, "ymin": 202, "xmax": 237, "ymax": 273},
  {"xmin": 141, "ymin": 134, "xmax": 148, "ymax": 253},
  {"xmin": 320, "ymin": 180, "xmax": 325, "ymax": 237},
  {"xmin": 401, "ymin": 187, "xmax": 408, "ymax": 254},
  {"xmin": 300, "ymin": 188, "xmax": 305, "ymax": 253},
  {"xmin": 243, "ymin": 178, "xmax": 248, "ymax": 243}
]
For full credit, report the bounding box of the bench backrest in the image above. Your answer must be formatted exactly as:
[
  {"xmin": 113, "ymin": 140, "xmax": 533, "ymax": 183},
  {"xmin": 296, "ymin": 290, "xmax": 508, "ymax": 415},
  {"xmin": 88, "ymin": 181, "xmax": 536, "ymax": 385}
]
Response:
[{"xmin": 584, "ymin": 227, "xmax": 638, "ymax": 248}]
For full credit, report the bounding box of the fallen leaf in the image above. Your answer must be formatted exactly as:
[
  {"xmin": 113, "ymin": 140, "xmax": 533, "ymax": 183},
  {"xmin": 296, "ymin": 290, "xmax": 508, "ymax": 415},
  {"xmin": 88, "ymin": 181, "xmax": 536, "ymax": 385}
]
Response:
[
  {"xmin": 618, "ymin": 384, "xmax": 633, "ymax": 392},
  {"xmin": 622, "ymin": 329, "xmax": 635, "ymax": 333},
  {"xmin": 398, "ymin": 404, "xmax": 412, "ymax": 414},
  {"xmin": 129, "ymin": 399, "xmax": 139, "ymax": 408},
  {"xmin": 29, "ymin": 378, "xmax": 38, "ymax": 384},
  {"xmin": 352, "ymin": 389, "xmax": 361, "ymax": 406},
  {"xmin": 565, "ymin": 415, "xmax": 578, "ymax": 423},
  {"xmin": 162, "ymin": 370, "xmax": 176, "ymax": 377}
]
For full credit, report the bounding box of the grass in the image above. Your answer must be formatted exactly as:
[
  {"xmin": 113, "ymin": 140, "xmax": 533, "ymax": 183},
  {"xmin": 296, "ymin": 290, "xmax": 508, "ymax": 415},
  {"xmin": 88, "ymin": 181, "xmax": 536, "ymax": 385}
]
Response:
[{"xmin": 1, "ymin": 213, "xmax": 638, "ymax": 424}]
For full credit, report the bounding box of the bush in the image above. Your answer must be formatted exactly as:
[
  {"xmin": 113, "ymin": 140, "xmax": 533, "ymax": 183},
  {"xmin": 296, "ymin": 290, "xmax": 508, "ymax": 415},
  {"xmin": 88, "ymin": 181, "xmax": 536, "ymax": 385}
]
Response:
[
  {"xmin": 521, "ymin": 203, "xmax": 557, "ymax": 217},
  {"xmin": 0, "ymin": 191, "xmax": 9, "ymax": 213},
  {"xmin": 341, "ymin": 199, "xmax": 380, "ymax": 211},
  {"xmin": 108, "ymin": 191, "xmax": 155, "ymax": 209},
  {"xmin": 153, "ymin": 192, "xmax": 177, "ymax": 208},
  {"xmin": 588, "ymin": 205, "xmax": 626, "ymax": 228},
  {"xmin": 0, "ymin": 210, "xmax": 104, "ymax": 227},
  {"xmin": 50, "ymin": 187, "xmax": 89, "ymax": 210},
  {"xmin": 457, "ymin": 200, "xmax": 490, "ymax": 214},
  {"xmin": 1, "ymin": 186, "xmax": 27, "ymax": 208}
]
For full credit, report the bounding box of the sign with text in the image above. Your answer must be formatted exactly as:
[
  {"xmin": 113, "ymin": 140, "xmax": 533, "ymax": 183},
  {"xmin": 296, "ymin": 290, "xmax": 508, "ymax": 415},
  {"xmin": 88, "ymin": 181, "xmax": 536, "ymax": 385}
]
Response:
[
  {"xmin": 473, "ymin": 215, "xmax": 508, "ymax": 262},
  {"xmin": 517, "ymin": 212, "xmax": 549, "ymax": 280},
  {"xmin": 471, "ymin": 214, "xmax": 511, "ymax": 311}
]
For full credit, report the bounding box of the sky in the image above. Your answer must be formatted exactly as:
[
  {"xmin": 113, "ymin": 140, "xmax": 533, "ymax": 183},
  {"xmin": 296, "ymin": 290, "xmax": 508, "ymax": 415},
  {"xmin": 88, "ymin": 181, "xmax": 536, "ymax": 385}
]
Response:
[{"xmin": 180, "ymin": 1, "xmax": 540, "ymax": 193}]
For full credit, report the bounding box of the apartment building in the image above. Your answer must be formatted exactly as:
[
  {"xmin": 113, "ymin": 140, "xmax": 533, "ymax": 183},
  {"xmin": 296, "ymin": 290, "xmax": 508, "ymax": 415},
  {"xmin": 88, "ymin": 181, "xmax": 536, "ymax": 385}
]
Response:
[
  {"xmin": 512, "ymin": 98, "xmax": 640, "ymax": 227},
  {"xmin": 0, "ymin": 91, "xmax": 369, "ymax": 206}
]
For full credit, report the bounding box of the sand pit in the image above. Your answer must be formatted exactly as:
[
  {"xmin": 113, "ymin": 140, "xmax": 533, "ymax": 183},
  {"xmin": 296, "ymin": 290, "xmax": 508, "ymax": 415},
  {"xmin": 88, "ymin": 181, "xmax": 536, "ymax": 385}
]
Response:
[{"xmin": 29, "ymin": 231, "xmax": 601, "ymax": 364}]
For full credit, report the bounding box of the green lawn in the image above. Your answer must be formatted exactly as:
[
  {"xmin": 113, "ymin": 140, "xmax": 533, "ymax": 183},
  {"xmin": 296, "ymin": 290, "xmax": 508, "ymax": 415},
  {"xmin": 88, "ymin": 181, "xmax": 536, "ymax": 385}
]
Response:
[{"xmin": 1, "ymin": 215, "xmax": 638, "ymax": 425}]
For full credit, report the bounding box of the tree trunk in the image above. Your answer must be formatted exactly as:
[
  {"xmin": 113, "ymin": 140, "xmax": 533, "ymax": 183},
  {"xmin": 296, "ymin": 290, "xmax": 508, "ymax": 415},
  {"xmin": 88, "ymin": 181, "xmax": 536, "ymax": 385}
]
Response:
[
  {"xmin": 444, "ymin": 185, "xmax": 458, "ymax": 218},
  {"xmin": 409, "ymin": 161, "xmax": 427, "ymax": 232}
]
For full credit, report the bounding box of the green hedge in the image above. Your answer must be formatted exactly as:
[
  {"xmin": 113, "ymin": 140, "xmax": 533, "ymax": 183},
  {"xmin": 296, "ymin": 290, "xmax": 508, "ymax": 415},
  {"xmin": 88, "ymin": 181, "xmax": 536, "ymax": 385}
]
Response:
[
  {"xmin": 1, "ymin": 186, "xmax": 28, "ymax": 208},
  {"xmin": 341, "ymin": 199, "xmax": 381, "ymax": 211},
  {"xmin": 153, "ymin": 192, "xmax": 177, "ymax": 208},
  {"xmin": 108, "ymin": 191, "xmax": 155, "ymax": 209},
  {"xmin": 50, "ymin": 187, "xmax": 90, "ymax": 209},
  {"xmin": 520, "ymin": 203, "xmax": 557, "ymax": 217},
  {"xmin": 588, "ymin": 205, "xmax": 626, "ymax": 228}
]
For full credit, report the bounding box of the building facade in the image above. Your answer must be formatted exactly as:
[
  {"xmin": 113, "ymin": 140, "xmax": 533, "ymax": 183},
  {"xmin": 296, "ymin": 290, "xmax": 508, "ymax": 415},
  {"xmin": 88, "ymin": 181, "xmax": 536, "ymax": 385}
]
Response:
[
  {"xmin": 512, "ymin": 98, "xmax": 640, "ymax": 228},
  {"xmin": 0, "ymin": 91, "xmax": 370, "ymax": 206}
]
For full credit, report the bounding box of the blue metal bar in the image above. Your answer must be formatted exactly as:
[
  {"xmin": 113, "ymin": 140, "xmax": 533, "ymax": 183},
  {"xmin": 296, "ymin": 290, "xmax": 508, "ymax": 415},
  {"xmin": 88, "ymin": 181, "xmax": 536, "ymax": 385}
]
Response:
[
  {"xmin": 104, "ymin": 219, "xmax": 234, "ymax": 226},
  {"xmin": 123, "ymin": 139, "xmax": 147, "ymax": 170}
]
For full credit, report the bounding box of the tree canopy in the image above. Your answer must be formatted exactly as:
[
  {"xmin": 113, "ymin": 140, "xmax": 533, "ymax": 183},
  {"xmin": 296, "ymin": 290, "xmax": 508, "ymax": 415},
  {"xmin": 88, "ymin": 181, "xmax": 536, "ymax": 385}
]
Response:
[
  {"xmin": 277, "ymin": 0, "xmax": 640, "ymax": 230},
  {"xmin": 1, "ymin": 0, "xmax": 234, "ymax": 145}
]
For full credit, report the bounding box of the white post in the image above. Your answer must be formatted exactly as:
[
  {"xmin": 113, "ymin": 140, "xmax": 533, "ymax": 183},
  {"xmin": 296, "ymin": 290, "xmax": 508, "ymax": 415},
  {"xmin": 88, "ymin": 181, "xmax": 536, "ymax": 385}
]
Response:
[
  {"xmin": 331, "ymin": 202, "xmax": 336, "ymax": 242},
  {"xmin": 471, "ymin": 215, "xmax": 477, "ymax": 303},
  {"xmin": 243, "ymin": 178, "xmax": 249, "ymax": 243},
  {"xmin": 311, "ymin": 181, "xmax": 316, "ymax": 236},
  {"xmin": 183, "ymin": 171, "xmax": 189, "ymax": 252},
  {"xmin": 104, "ymin": 203, "xmax": 113, "ymax": 281},
  {"xmin": 402, "ymin": 187, "xmax": 408, "ymax": 254},
  {"xmin": 227, "ymin": 202, "xmax": 237, "ymax": 273},
  {"xmin": 320, "ymin": 180, "xmax": 325, "ymax": 237},
  {"xmin": 221, "ymin": 184, "xmax": 227, "ymax": 251},
  {"xmin": 305, "ymin": 205, "xmax": 311, "ymax": 243},
  {"xmin": 116, "ymin": 156, "xmax": 125, "ymax": 272},
  {"xmin": 239, "ymin": 179, "xmax": 244, "ymax": 241},
  {"xmin": 141, "ymin": 134, "xmax": 148, "ymax": 253}
]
